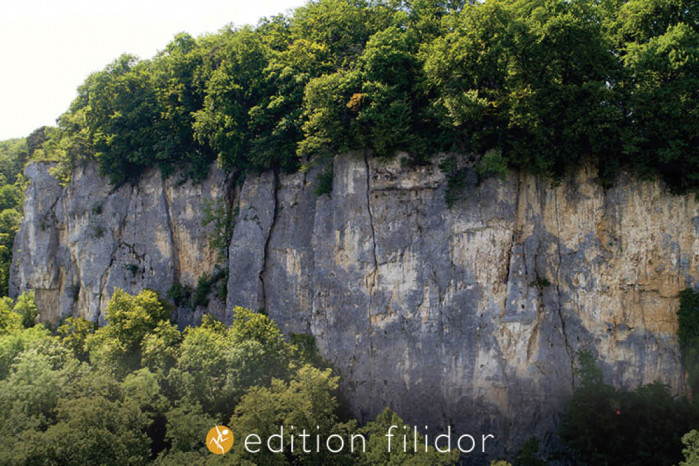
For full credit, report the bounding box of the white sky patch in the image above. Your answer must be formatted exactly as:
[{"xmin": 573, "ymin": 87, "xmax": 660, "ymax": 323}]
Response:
[{"xmin": 0, "ymin": 0, "xmax": 306, "ymax": 140}]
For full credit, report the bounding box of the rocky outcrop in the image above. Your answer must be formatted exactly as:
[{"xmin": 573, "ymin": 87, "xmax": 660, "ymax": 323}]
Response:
[
  {"xmin": 11, "ymin": 153, "xmax": 699, "ymax": 460},
  {"xmin": 11, "ymin": 162, "xmax": 231, "ymax": 324}
]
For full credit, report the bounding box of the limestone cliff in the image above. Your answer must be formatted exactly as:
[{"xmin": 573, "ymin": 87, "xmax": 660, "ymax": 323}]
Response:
[{"xmin": 11, "ymin": 153, "xmax": 699, "ymax": 458}]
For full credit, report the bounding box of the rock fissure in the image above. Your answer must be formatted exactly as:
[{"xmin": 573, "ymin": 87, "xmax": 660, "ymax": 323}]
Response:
[
  {"xmin": 259, "ymin": 170, "xmax": 280, "ymax": 311},
  {"xmin": 553, "ymin": 189, "xmax": 575, "ymax": 390},
  {"xmin": 364, "ymin": 152, "xmax": 378, "ymax": 293},
  {"xmin": 161, "ymin": 176, "xmax": 180, "ymax": 284},
  {"xmin": 97, "ymin": 184, "xmax": 134, "ymax": 319}
]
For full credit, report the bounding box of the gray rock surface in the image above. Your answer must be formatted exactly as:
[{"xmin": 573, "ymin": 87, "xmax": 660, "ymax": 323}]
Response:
[
  {"xmin": 11, "ymin": 153, "xmax": 699, "ymax": 461},
  {"xmin": 11, "ymin": 162, "xmax": 230, "ymax": 324}
]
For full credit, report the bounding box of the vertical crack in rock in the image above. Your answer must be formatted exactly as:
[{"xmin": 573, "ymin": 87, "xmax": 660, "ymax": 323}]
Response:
[
  {"xmin": 553, "ymin": 189, "xmax": 575, "ymax": 389},
  {"xmin": 500, "ymin": 172, "xmax": 523, "ymax": 319},
  {"xmin": 98, "ymin": 184, "xmax": 134, "ymax": 318},
  {"xmin": 504, "ymin": 172, "xmax": 523, "ymax": 288},
  {"xmin": 259, "ymin": 170, "xmax": 279, "ymax": 311},
  {"xmin": 161, "ymin": 176, "xmax": 181, "ymax": 284},
  {"xmin": 223, "ymin": 170, "xmax": 242, "ymax": 257},
  {"xmin": 364, "ymin": 152, "xmax": 378, "ymax": 294}
]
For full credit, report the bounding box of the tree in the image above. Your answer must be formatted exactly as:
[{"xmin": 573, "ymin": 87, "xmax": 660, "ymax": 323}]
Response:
[
  {"xmin": 622, "ymin": 22, "xmax": 699, "ymax": 192},
  {"xmin": 168, "ymin": 308, "xmax": 292, "ymax": 420},
  {"xmin": 229, "ymin": 364, "xmax": 356, "ymax": 465},
  {"xmin": 0, "ymin": 324, "xmax": 54, "ymax": 379},
  {"xmin": 0, "ymin": 296, "xmax": 21, "ymax": 335},
  {"xmin": 680, "ymin": 430, "xmax": 699, "ymax": 466},
  {"xmin": 57, "ymin": 316, "xmax": 97, "ymax": 360},
  {"xmin": 193, "ymin": 27, "xmax": 269, "ymax": 172},
  {"xmin": 13, "ymin": 395, "xmax": 152, "ymax": 465},
  {"xmin": 86, "ymin": 288, "xmax": 171, "ymax": 374},
  {"xmin": 151, "ymin": 33, "xmax": 215, "ymax": 181},
  {"xmin": 358, "ymin": 408, "xmax": 461, "ymax": 465}
]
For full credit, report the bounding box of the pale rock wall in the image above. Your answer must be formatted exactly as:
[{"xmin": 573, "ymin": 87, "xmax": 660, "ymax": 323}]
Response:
[
  {"xmin": 11, "ymin": 153, "xmax": 699, "ymax": 460},
  {"xmin": 11, "ymin": 162, "xmax": 230, "ymax": 324}
]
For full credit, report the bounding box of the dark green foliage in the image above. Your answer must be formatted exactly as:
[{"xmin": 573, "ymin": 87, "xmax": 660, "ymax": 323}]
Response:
[
  {"xmin": 476, "ymin": 148, "xmax": 508, "ymax": 180},
  {"xmin": 0, "ymin": 138, "xmax": 26, "ymax": 296},
  {"xmin": 678, "ymin": 288, "xmax": 699, "ymax": 392},
  {"xmin": 438, "ymin": 155, "xmax": 470, "ymax": 208},
  {"xmin": 314, "ymin": 163, "xmax": 334, "ymax": 196},
  {"xmin": 192, "ymin": 273, "xmax": 212, "ymax": 308},
  {"xmin": 168, "ymin": 267, "xmax": 227, "ymax": 310},
  {"xmin": 0, "ymin": 138, "xmax": 28, "ymax": 185},
  {"xmin": 290, "ymin": 332, "xmax": 328, "ymax": 368},
  {"xmin": 514, "ymin": 437, "xmax": 546, "ymax": 466},
  {"xmin": 201, "ymin": 198, "xmax": 233, "ymax": 262},
  {"xmin": 166, "ymin": 282, "xmax": 192, "ymax": 308},
  {"xmin": 0, "ymin": 296, "xmax": 455, "ymax": 465},
  {"xmin": 560, "ymin": 351, "xmax": 699, "ymax": 465},
  {"xmin": 25, "ymin": 126, "xmax": 49, "ymax": 158},
  {"xmin": 124, "ymin": 263, "xmax": 141, "ymax": 276},
  {"xmin": 535, "ymin": 277, "xmax": 551, "ymax": 289},
  {"xmin": 14, "ymin": 291, "xmax": 38, "ymax": 328},
  {"xmin": 193, "ymin": 27, "xmax": 269, "ymax": 172},
  {"xmin": 25, "ymin": 0, "xmax": 699, "ymax": 196}
]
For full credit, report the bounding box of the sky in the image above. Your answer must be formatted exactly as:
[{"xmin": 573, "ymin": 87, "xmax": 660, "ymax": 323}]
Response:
[{"xmin": 0, "ymin": 0, "xmax": 306, "ymax": 141}]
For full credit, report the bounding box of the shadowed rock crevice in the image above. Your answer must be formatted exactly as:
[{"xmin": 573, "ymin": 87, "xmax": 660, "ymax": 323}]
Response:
[
  {"xmin": 259, "ymin": 170, "xmax": 280, "ymax": 312},
  {"xmin": 161, "ymin": 175, "xmax": 180, "ymax": 285},
  {"xmin": 553, "ymin": 189, "xmax": 575, "ymax": 390},
  {"xmin": 364, "ymin": 152, "xmax": 378, "ymax": 295}
]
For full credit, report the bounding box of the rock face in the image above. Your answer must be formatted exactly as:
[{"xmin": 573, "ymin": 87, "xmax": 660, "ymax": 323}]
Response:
[
  {"xmin": 11, "ymin": 153, "xmax": 699, "ymax": 460},
  {"xmin": 10, "ymin": 162, "xmax": 231, "ymax": 325}
]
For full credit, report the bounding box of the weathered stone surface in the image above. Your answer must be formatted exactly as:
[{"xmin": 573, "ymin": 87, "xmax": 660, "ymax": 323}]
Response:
[
  {"xmin": 226, "ymin": 170, "xmax": 277, "ymax": 314},
  {"xmin": 11, "ymin": 154, "xmax": 699, "ymax": 462},
  {"xmin": 11, "ymin": 162, "xmax": 230, "ymax": 324}
]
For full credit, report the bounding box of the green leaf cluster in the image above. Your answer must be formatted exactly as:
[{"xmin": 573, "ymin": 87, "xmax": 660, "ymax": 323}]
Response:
[
  {"xmin": 27, "ymin": 0, "xmax": 699, "ymax": 195},
  {"xmin": 0, "ymin": 289, "xmax": 461, "ymax": 465}
]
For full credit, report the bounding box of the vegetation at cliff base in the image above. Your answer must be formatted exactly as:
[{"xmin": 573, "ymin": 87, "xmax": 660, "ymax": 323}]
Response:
[
  {"xmin": 678, "ymin": 288, "xmax": 699, "ymax": 393},
  {"xmin": 25, "ymin": 0, "xmax": 698, "ymax": 194},
  {"xmin": 559, "ymin": 350, "xmax": 699, "ymax": 465},
  {"xmin": 0, "ymin": 289, "xmax": 460, "ymax": 465}
]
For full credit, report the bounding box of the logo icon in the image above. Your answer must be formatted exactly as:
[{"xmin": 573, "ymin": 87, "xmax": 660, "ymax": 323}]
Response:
[{"xmin": 206, "ymin": 425, "xmax": 234, "ymax": 454}]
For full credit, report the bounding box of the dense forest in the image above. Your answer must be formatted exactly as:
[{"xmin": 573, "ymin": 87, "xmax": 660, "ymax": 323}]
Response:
[
  {"xmin": 25, "ymin": 0, "xmax": 698, "ymax": 192},
  {"xmin": 0, "ymin": 289, "xmax": 463, "ymax": 464},
  {"xmin": 1, "ymin": 289, "xmax": 699, "ymax": 465}
]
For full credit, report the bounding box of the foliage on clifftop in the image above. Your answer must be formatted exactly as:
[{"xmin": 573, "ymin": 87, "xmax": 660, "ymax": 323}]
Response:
[{"xmin": 29, "ymin": 0, "xmax": 698, "ymax": 192}]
